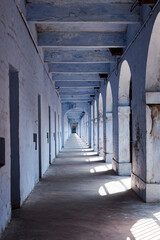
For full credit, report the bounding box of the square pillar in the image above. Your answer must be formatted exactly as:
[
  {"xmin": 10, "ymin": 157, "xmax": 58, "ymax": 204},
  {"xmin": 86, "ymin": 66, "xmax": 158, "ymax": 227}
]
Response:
[
  {"xmin": 133, "ymin": 93, "xmax": 160, "ymax": 202},
  {"xmin": 106, "ymin": 112, "xmax": 113, "ymax": 163},
  {"xmin": 112, "ymin": 106, "xmax": 131, "ymax": 175}
]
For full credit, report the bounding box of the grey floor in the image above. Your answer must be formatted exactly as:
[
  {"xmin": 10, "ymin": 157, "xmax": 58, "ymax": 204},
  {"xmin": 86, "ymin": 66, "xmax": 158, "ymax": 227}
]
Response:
[{"xmin": 1, "ymin": 134, "xmax": 160, "ymax": 240}]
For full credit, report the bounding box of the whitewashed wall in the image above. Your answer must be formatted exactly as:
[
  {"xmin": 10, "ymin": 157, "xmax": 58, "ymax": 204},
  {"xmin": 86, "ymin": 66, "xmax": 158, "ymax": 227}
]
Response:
[{"xmin": 0, "ymin": 0, "xmax": 61, "ymax": 235}]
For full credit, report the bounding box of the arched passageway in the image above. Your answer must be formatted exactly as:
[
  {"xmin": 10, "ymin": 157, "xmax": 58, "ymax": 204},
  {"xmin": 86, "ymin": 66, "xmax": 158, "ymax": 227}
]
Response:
[
  {"xmin": 81, "ymin": 113, "xmax": 89, "ymax": 145},
  {"xmin": 106, "ymin": 82, "xmax": 113, "ymax": 163},
  {"xmin": 99, "ymin": 94, "xmax": 104, "ymax": 157},
  {"xmin": 94, "ymin": 100, "xmax": 98, "ymax": 152},
  {"xmin": 91, "ymin": 103, "xmax": 94, "ymax": 149},
  {"xmin": 63, "ymin": 108, "xmax": 86, "ymax": 144},
  {"xmin": 113, "ymin": 60, "xmax": 132, "ymax": 175}
]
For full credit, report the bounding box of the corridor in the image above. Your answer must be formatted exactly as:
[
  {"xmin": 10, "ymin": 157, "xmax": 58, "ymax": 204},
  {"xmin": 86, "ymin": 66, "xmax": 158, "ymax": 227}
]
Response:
[{"xmin": 1, "ymin": 134, "xmax": 160, "ymax": 240}]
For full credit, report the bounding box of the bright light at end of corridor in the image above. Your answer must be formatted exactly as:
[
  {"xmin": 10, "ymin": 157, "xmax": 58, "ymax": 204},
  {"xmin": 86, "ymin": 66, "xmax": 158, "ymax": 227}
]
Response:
[{"xmin": 98, "ymin": 178, "xmax": 131, "ymax": 196}]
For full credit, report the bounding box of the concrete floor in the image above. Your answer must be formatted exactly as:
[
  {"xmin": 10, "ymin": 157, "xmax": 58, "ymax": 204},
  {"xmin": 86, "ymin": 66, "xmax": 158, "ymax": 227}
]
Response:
[{"xmin": 1, "ymin": 134, "xmax": 160, "ymax": 240}]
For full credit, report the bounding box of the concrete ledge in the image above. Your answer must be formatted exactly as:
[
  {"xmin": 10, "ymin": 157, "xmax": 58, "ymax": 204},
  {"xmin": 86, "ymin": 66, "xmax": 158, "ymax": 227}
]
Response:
[
  {"xmin": 112, "ymin": 158, "xmax": 131, "ymax": 176},
  {"xmin": 132, "ymin": 172, "xmax": 160, "ymax": 202},
  {"xmin": 146, "ymin": 92, "xmax": 160, "ymax": 104}
]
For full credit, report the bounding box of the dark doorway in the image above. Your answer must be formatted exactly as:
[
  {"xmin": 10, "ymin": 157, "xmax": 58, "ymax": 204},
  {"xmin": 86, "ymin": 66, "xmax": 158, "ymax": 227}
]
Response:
[
  {"xmin": 49, "ymin": 106, "xmax": 51, "ymax": 164},
  {"xmin": 38, "ymin": 95, "xmax": 42, "ymax": 179},
  {"xmin": 72, "ymin": 127, "xmax": 76, "ymax": 133},
  {"xmin": 9, "ymin": 68, "xmax": 20, "ymax": 209}
]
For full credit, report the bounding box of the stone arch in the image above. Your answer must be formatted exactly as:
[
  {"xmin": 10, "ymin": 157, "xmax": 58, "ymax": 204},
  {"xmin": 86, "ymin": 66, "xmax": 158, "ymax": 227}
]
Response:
[
  {"xmin": 146, "ymin": 12, "xmax": 160, "ymax": 92},
  {"xmin": 63, "ymin": 104, "xmax": 89, "ymax": 116},
  {"xmin": 94, "ymin": 100, "xmax": 98, "ymax": 152},
  {"xmin": 94, "ymin": 99, "xmax": 97, "ymax": 118},
  {"xmin": 99, "ymin": 93, "xmax": 103, "ymax": 115},
  {"xmin": 91, "ymin": 103, "xmax": 94, "ymax": 148},
  {"xmin": 119, "ymin": 60, "xmax": 131, "ymax": 106},
  {"xmin": 115, "ymin": 60, "xmax": 132, "ymax": 175},
  {"xmin": 63, "ymin": 107, "xmax": 87, "ymax": 144},
  {"xmin": 106, "ymin": 82, "xmax": 113, "ymax": 163},
  {"xmin": 106, "ymin": 82, "xmax": 113, "ymax": 113}
]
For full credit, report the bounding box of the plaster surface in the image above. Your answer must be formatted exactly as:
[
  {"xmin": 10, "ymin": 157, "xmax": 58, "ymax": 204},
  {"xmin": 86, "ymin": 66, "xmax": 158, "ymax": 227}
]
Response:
[
  {"xmin": 0, "ymin": 0, "xmax": 61, "ymax": 234},
  {"xmin": 106, "ymin": 113, "xmax": 113, "ymax": 163}
]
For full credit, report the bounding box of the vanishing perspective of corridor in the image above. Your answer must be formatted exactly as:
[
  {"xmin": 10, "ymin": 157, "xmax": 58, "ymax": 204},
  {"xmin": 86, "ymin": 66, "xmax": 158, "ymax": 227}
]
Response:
[
  {"xmin": 1, "ymin": 134, "xmax": 160, "ymax": 240},
  {"xmin": 1, "ymin": 0, "xmax": 160, "ymax": 239}
]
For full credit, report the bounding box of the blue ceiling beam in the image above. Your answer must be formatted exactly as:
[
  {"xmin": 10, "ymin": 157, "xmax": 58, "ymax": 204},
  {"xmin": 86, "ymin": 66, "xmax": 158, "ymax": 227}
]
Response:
[
  {"xmin": 37, "ymin": 22, "xmax": 128, "ymax": 33},
  {"xmin": 49, "ymin": 63, "xmax": 109, "ymax": 73},
  {"xmin": 67, "ymin": 110, "xmax": 84, "ymax": 114},
  {"xmin": 26, "ymin": 3, "xmax": 140, "ymax": 23},
  {"xmin": 68, "ymin": 117, "xmax": 82, "ymax": 120},
  {"xmin": 38, "ymin": 32, "xmax": 125, "ymax": 47},
  {"xmin": 68, "ymin": 117, "xmax": 80, "ymax": 120},
  {"xmin": 67, "ymin": 114, "xmax": 84, "ymax": 118},
  {"xmin": 61, "ymin": 99, "xmax": 92, "ymax": 103},
  {"xmin": 61, "ymin": 95, "xmax": 94, "ymax": 99},
  {"xmin": 59, "ymin": 91, "xmax": 95, "ymax": 96},
  {"xmin": 55, "ymin": 81, "xmax": 100, "ymax": 88},
  {"xmin": 59, "ymin": 88, "xmax": 96, "ymax": 93},
  {"xmin": 62, "ymin": 97, "xmax": 93, "ymax": 101},
  {"xmin": 52, "ymin": 73, "xmax": 103, "ymax": 81},
  {"xmin": 67, "ymin": 113, "xmax": 81, "ymax": 115},
  {"xmin": 44, "ymin": 49, "xmax": 115, "ymax": 63}
]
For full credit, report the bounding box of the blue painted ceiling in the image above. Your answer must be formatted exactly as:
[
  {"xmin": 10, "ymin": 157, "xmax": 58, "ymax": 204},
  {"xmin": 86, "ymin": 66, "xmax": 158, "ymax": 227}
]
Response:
[{"xmin": 24, "ymin": 0, "xmax": 142, "ymax": 119}]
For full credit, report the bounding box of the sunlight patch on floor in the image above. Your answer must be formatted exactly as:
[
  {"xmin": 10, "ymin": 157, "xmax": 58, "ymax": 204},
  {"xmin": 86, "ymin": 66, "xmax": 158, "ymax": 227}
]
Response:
[
  {"xmin": 86, "ymin": 156, "xmax": 104, "ymax": 162},
  {"xmin": 99, "ymin": 178, "xmax": 131, "ymax": 196},
  {"xmin": 129, "ymin": 217, "xmax": 160, "ymax": 240},
  {"xmin": 82, "ymin": 149, "xmax": 94, "ymax": 152},
  {"xmin": 153, "ymin": 212, "xmax": 160, "ymax": 221},
  {"xmin": 83, "ymin": 152, "xmax": 98, "ymax": 156},
  {"xmin": 90, "ymin": 164, "xmax": 112, "ymax": 173}
]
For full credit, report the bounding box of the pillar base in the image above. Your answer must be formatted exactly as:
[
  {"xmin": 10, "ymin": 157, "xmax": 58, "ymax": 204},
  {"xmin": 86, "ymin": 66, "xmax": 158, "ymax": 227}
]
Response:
[
  {"xmin": 99, "ymin": 149, "xmax": 103, "ymax": 157},
  {"xmin": 93, "ymin": 144, "xmax": 97, "ymax": 153},
  {"xmin": 132, "ymin": 172, "xmax": 160, "ymax": 202},
  {"xmin": 105, "ymin": 153, "xmax": 112, "ymax": 163},
  {"xmin": 112, "ymin": 158, "xmax": 131, "ymax": 176}
]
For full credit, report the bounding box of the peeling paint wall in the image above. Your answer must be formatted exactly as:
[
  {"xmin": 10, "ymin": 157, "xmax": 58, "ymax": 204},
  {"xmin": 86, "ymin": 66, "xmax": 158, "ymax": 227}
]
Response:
[{"xmin": 146, "ymin": 105, "xmax": 160, "ymax": 183}]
